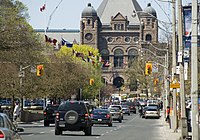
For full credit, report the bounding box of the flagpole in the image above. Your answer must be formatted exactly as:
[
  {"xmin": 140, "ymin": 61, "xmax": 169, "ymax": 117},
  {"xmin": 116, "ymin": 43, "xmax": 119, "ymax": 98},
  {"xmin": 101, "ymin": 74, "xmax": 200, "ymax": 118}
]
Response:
[{"xmin": 44, "ymin": 0, "xmax": 47, "ymax": 35}]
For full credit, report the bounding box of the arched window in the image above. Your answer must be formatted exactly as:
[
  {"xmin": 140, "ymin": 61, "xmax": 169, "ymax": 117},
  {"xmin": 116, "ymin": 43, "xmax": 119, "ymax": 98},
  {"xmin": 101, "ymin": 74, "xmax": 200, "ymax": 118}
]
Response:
[
  {"xmin": 87, "ymin": 19, "xmax": 91, "ymax": 25},
  {"xmin": 146, "ymin": 34, "xmax": 152, "ymax": 42},
  {"xmin": 114, "ymin": 48, "xmax": 124, "ymax": 68},
  {"xmin": 100, "ymin": 49, "xmax": 110, "ymax": 68},
  {"xmin": 128, "ymin": 49, "xmax": 138, "ymax": 67}
]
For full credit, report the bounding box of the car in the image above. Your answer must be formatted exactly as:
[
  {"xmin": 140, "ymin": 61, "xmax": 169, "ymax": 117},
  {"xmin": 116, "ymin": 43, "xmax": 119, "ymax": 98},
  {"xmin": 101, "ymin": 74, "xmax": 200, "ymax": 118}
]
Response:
[
  {"xmin": 122, "ymin": 105, "xmax": 130, "ymax": 115},
  {"xmin": 140, "ymin": 106, "xmax": 149, "ymax": 118},
  {"xmin": 109, "ymin": 107, "xmax": 122, "ymax": 123},
  {"xmin": 55, "ymin": 101, "xmax": 92, "ymax": 136},
  {"xmin": 0, "ymin": 113, "xmax": 24, "ymax": 140},
  {"xmin": 108, "ymin": 105, "xmax": 124, "ymax": 119},
  {"xmin": 145, "ymin": 107, "xmax": 160, "ymax": 119},
  {"xmin": 123, "ymin": 102, "xmax": 136, "ymax": 114},
  {"xmin": 43, "ymin": 104, "xmax": 59, "ymax": 126},
  {"xmin": 90, "ymin": 109, "xmax": 112, "ymax": 127}
]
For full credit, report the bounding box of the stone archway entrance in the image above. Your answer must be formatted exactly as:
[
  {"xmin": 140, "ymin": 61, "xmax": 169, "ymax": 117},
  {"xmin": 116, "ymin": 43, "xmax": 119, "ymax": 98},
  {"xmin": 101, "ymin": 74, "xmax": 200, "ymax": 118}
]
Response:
[{"xmin": 113, "ymin": 77, "xmax": 124, "ymax": 88}]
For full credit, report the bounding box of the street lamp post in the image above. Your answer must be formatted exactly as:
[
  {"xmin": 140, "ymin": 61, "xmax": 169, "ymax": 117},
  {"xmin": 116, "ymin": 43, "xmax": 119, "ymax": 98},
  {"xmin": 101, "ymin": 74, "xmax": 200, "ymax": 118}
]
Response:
[
  {"xmin": 177, "ymin": 0, "xmax": 188, "ymax": 138},
  {"xmin": 191, "ymin": 0, "xmax": 199, "ymax": 139},
  {"xmin": 19, "ymin": 64, "xmax": 34, "ymax": 111}
]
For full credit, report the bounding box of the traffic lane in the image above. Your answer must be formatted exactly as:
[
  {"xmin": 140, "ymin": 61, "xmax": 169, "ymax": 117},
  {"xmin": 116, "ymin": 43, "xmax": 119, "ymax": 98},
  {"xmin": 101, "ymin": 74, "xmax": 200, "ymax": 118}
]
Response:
[
  {"xmin": 19, "ymin": 113, "xmax": 138, "ymax": 140},
  {"xmin": 97, "ymin": 116, "xmax": 165, "ymax": 140}
]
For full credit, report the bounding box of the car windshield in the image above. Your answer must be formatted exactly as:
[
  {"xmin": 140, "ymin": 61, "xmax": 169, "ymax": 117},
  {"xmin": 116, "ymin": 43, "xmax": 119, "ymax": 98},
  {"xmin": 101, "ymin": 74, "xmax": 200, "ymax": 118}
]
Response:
[
  {"xmin": 0, "ymin": 116, "xmax": 4, "ymax": 127},
  {"xmin": 122, "ymin": 105, "xmax": 129, "ymax": 108},
  {"xmin": 110, "ymin": 108, "xmax": 119, "ymax": 112},
  {"xmin": 92, "ymin": 109, "xmax": 109, "ymax": 115},
  {"xmin": 45, "ymin": 105, "xmax": 59, "ymax": 111},
  {"xmin": 58, "ymin": 101, "xmax": 87, "ymax": 113},
  {"xmin": 147, "ymin": 108, "xmax": 157, "ymax": 111},
  {"xmin": 124, "ymin": 102, "xmax": 135, "ymax": 106}
]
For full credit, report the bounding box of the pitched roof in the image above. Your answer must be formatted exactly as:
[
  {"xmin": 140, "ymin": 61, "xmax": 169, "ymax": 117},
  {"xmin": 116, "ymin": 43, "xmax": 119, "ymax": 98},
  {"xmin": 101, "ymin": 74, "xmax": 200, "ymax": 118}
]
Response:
[{"xmin": 97, "ymin": 0, "xmax": 142, "ymax": 25}]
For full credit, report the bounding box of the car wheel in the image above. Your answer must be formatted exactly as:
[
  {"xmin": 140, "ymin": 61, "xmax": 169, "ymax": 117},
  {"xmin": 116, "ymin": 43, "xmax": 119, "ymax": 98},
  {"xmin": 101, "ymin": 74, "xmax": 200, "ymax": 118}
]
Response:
[
  {"xmin": 108, "ymin": 123, "xmax": 112, "ymax": 127},
  {"xmin": 84, "ymin": 126, "xmax": 92, "ymax": 136},
  {"xmin": 55, "ymin": 128, "xmax": 61, "ymax": 135},
  {"xmin": 44, "ymin": 121, "xmax": 49, "ymax": 127},
  {"xmin": 64, "ymin": 110, "xmax": 79, "ymax": 125}
]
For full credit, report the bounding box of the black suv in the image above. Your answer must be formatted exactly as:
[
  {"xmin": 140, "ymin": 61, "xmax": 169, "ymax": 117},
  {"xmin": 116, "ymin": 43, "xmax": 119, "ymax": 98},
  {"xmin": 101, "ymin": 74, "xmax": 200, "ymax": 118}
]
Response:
[
  {"xmin": 43, "ymin": 104, "xmax": 59, "ymax": 126},
  {"xmin": 55, "ymin": 101, "xmax": 92, "ymax": 136}
]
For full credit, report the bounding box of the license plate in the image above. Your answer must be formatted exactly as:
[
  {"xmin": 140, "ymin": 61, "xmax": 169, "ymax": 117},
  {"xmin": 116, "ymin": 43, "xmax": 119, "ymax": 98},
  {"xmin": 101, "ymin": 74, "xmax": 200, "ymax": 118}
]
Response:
[
  {"xmin": 98, "ymin": 119, "xmax": 102, "ymax": 121},
  {"xmin": 59, "ymin": 124, "xmax": 65, "ymax": 127}
]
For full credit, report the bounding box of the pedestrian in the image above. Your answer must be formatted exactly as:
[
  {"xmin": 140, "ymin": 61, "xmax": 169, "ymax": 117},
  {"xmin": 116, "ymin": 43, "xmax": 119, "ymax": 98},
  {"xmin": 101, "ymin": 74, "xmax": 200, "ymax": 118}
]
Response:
[
  {"xmin": 13, "ymin": 102, "xmax": 20, "ymax": 122},
  {"xmin": 165, "ymin": 106, "xmax": 171, "ymax": 128}
]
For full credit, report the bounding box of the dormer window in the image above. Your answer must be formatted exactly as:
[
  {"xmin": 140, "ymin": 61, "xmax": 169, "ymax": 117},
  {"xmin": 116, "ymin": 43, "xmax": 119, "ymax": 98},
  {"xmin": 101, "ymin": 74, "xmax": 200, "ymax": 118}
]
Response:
[
  {"xmin": 114, "ymin": 23, "xmax": 124, "ymax": 30},
  {"xmin": 111, "ymin": 12, "xmax": 128, "ymax": 31}
]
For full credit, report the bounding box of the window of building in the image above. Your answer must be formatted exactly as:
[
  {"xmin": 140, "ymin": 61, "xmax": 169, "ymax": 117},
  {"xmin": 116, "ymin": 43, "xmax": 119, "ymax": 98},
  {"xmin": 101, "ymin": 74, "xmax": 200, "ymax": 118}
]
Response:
[
  {"xmin": 101, "ymin": 49, "xmax": 110, "ymax": 69},
  {"xmin": 128, "ymin": 49, "xmax": 138, "ymax": 67},
  {"xmin": 147, "ymin": 19, "xmax": 151, "ymax": 25},
  {"xmin": 114, "ymin": 49, "xmax": 124, "ymax": 68},
  {"xmin": 146, "ymin": 34, "xmax": 152, "ymax": 42},
  {"xmin": 114, "ymin": 23, "xmax": 124, "ymax": 30},
  {"xmin": 87, "ymin": 19, "xmax": 90, "ymax": 25}
]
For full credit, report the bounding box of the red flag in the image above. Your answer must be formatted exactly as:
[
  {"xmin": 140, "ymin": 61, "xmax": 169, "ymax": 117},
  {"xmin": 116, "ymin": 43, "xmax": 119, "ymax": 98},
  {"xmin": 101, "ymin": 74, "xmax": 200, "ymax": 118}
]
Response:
[{"xmin": 40, "ymin": 4, "xmax": 46, "ymax": 12}]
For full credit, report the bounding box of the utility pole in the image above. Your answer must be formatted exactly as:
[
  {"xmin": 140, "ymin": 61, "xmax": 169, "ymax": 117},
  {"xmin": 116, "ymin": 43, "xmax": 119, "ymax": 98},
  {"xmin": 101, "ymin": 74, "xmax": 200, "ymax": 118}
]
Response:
[
  {"xmin": 177, "ymin": 0, "xmax": 188, "ymax": 139},
  {"xmin": 171, "ymin": 0, "xmax": 178, "ymax": 131},
  {"xmin": 191, "ymin": 0, "xmax": 199, "ymax": 139}
]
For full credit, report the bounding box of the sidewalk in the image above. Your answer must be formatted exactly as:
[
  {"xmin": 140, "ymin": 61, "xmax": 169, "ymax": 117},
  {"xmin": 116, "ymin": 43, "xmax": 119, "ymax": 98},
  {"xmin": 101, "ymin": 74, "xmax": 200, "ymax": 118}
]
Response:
[{"xmin": 160, "ymin": 111, "xmax": 181, "ymax": 140}]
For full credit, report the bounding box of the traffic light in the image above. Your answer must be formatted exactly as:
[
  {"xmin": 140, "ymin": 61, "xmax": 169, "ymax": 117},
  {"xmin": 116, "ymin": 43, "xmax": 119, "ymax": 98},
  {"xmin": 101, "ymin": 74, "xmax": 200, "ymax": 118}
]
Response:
[
  {"xmin": 145, "ymin": 63, "xmax": 152, "ymax": 75},
  {"xmin": 37, "ymin": 65, "xmax": 44, "ymax": 76},
  {"xmin": 89, "ymin": 79, "xmax": 94, "ymax": 85}
]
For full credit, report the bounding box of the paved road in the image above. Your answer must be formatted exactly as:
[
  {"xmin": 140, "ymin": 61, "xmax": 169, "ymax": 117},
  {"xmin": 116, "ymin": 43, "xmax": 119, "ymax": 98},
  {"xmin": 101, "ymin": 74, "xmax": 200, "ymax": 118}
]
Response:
[{"xmin": 18, "ymin": 113, "xmax": 166, "ymax": 140}]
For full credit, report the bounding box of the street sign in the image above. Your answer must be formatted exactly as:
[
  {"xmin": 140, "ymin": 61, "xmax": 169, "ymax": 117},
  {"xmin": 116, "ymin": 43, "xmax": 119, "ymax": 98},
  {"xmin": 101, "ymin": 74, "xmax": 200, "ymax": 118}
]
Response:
[
  {"xmin": 152, "ymin": 62, "xmax": 158, "ymax": 73},
  {"xmin": 170, "ymin": 78, "xmax": 180, "ymax": 89},
  {"xmin": 170, "ymin": 82, "xmax": 180, "ymax": 88}
]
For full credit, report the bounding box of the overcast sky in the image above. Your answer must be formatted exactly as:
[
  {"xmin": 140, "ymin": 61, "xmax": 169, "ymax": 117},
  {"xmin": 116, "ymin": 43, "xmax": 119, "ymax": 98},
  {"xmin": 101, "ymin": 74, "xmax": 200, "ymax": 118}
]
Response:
[{"xmin": 19, "ymin": 0, "xmax": 189, "ymax": 30}]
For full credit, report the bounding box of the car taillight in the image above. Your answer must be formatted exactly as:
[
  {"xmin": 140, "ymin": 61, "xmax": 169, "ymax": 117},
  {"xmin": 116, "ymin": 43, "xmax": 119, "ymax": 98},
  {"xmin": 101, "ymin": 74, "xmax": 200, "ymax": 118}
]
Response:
[
  {"xmin": 56, "ymin": 112, "xmax": 60, "ymax": 121},
  {"xmin": 90, "ymin": 114, "xmax": 94, "ymax": 117},
  {"xmin": 0, "ymin": 130, "xmax": 4, "ymax": 138},
  {"xmin": 106, "ymin": 114, "xmax": 110, "ymax": 118},
  {"xmin": 85, "ymin": 113, "xmax": 89, "ymax": 120},
  {"xmin": 43, "ymin": 112, "xmax": 47, "ymax": 115}
]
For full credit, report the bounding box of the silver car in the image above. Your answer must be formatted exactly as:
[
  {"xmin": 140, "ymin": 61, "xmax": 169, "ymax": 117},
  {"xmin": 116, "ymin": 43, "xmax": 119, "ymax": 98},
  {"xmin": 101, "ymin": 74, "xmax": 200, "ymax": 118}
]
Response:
[
  {"xmin": 109, "ymin": 108, "xmax": 122, "ymax": 123},
  {"xmin": 0, "ymin": 113, "xmax": 24, "ymax": 140}
]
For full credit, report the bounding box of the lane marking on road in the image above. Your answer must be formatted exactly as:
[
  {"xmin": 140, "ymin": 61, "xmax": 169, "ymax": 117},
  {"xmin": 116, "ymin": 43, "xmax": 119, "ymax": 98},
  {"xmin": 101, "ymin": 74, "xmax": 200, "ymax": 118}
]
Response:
[
  {"xmin": 27, "ymin": 134, "xmax": 34, "ymax": 136},
  {"xmin": 40, "ymin": 132, "xmax": 45, "ymax": 134},
  {"xmin": 127, "ymin": 114, "xmax": 139, "ymax": 123},
  {"xmin": 50, "ymin": 129, "xmax": 54, "ymax": 132}
]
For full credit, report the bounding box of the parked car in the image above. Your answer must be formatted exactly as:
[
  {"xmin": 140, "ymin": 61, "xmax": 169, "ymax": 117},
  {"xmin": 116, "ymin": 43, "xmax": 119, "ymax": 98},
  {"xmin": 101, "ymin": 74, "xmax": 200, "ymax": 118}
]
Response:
[
  {"xmin": 145, "ymin": 107, "xmax": 160, "ymax": 119},
  {"xmin": 122, "ymin": 105, "xmax": 130, "ymax": 115},
  {"xmin": 0, "ymin": 113, "xmax": 24, "ymax": 140},
  {"xmin": 91, "ymin": 109, "xmax": 112, "ymax": 127},
  {"xmin": 43, "ymin": 104, "xmax": 59, "ymax": 126},
  {"xmin": 109, "ymin": 107, "xmax": 122, "ymax": 123},
  {"xmin": 55, "ymin": 101, "xmax": 92, "ymax": 136}
]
